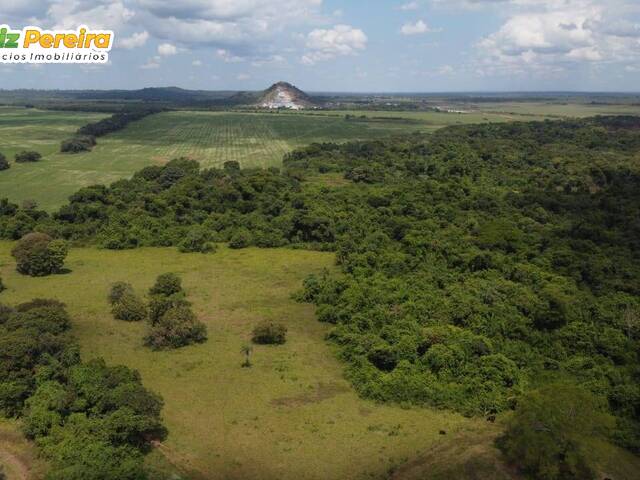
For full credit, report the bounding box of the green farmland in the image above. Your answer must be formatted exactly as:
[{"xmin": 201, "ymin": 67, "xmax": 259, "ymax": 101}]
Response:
[{"xmin": 0, "ymin": 106, "xmax": 563, "ymax": 211}]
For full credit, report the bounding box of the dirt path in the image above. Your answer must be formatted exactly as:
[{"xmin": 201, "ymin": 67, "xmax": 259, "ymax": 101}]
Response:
[{"xmin": 0, "ymin": 448, "xmax": 29, "ymax": 480}]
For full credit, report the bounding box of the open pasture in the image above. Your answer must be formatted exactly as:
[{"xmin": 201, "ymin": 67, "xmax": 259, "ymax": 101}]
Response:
[{"xmin": 0, "ymin": 243, "xmax": 489, "ymax": 480}]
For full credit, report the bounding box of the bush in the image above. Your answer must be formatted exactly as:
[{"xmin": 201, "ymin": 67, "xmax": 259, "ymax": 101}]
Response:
[
  {"xmin": 229, "ymin": 228, "xmax": 252, "ymax": 249},
  {"xmin": 108, "ymin": 282, "xmax": 134, "ymax": 305},
  {"xmin": 60, "ymin": 135, "xmax": 96, "ymax": 153},
  {"xmin": 498, "ymin": 383, "xmax": 614, "ymax": 480},
  {"xmin": 14, "ymin": 150, "xmax": 42, "ymax": 163},
  {"xmin": 111, "ymin": 292, "xmax": 147, "ymax": 322},
  {"xmin": 0, "ymin": 153, "xmax": 9, "ymax": 171},
  {"xmin": 0, "ymin": 277, "xmax": 4, "ymax": 293},
  {"xmin": 147, "ymin": 293, "xmax": 189, "ymax": 325},
  {"xmin": 252, "ymin": 321, "xmax": 287, "ymax": 345},
  {"xmin": 11, "ymin": 232, "xmax": 68, "ymax": 277},
  {"xmin": 149, "ymin": 273, "xmax": 182, "ymax": 297},
  {"xmin": 178, "ymin": 227, "xmax": 215, "ymax": 254},
  {"xmin": 144, "ymin": 306, "xmax": 207, "ymax": 350}
]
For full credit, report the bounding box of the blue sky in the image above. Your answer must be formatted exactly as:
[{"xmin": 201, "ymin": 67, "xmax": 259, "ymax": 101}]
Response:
[{"xmin": 3, "ymin": 0, "xmax": 640, "ymax": 92}]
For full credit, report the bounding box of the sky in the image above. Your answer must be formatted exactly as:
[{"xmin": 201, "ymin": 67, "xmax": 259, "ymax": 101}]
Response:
[{"xmin": 2, "ymin": 0, "xmax": 640, "ymax": 92}]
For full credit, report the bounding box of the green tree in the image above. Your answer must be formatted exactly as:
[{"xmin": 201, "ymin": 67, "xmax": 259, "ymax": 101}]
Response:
[
  {"xmin": 252, "ymin": 321, "xmax": 287, "ymax": 345},
  {"xmin": 144, "ymin": 305, "xmax": 207, "ymax": 350},
  {"xmin": 10, "ymin": 232, "xmax": 68, "ymax": 277},
  {"xmin": 149, "ymin": 273, "xmax": 183, "ymax": 297},
  {"xmin": 0, "ymin": 152, "xmax": 9, "ymax": 171},
  {"xmin": 108, "ymin": 282, "xmax": 135, "ymax": 305},
  {"xmin": 14, "ymin": 150, "xmax": 42, "ymax": 163},
  {"xmin": 499, "ymin": 383, "xmax": 615, "ymax": 480},
  {"xmin": 112, "ymin": 292, "xmax": 147, "ymax": 322}
]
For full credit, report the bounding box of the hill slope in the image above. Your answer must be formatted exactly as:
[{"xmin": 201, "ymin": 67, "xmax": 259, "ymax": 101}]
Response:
[{"xmin": 257, "ymin": 82, "xmax": 315, "ymax": 109}]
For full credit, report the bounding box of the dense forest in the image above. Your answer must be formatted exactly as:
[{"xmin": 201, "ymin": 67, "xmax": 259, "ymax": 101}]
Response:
[{"xmin": 1, "ymin": 116, "xmax": 639, "ymax": 475}]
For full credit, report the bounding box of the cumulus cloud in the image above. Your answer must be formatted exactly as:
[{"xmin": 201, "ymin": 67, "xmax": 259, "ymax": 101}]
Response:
[
  {"xmin": 48, "ymin": 0, "xmax": 135, "ymax": 30},
  {"xmin": 301, "ymin": 24, "xmax": 368, "ymax": 65},
  {"xmin": 119, "ymin": 31, "xmax": 149, "ymax": 49},
  {"xmin": 137, "ymin": 0, "xmax": 323, "ymax": 49},
  {"xmin": 474, "ymin": 0, "xmax": 640, "ymax": 76},
  {"xmin": 400, "ymin": 20, "xmax": 437, "ymax": 35},
  {"xmin": 157, "ymin": 43, "xmax": 178, "ymax": 56}
]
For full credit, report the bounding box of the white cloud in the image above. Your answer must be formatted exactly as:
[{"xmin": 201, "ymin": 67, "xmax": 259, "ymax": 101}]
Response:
[
  {"xmin": 192, "ymin": 59, "xmax": 203, "ymax": 66},
  {"xmin": 119, "ymin": 31, "xmax": 149, "ymax": 49},
  {"xmin": 141, "ymin": 56, "xmax": 161, "ymax": 69},
  {"xmin": 236, "ymin": 73, "xmax": 251, "ymax": 80},
  {"xmin": 48, "ymin": 0, "xmax": 135, "ymax": 30},
  {"xmin": 251, "ymin": 55, "xmax": 287, "ymax": 67},
  {"xmin": 216, "ymin": 49, "xmax": 245, "ymax": 63},
  {"xmin": 302, "ymin": 24, "xmax": 367, "ymax": 65},
  {"xmin": 474, "ymin": 0, "xmax": 640, "ymax": 76},
  {"xmin": 157, "ymin": 43, "xmax": 178, "ymax": 56},
  {"xmin": 137, "ymin": 0, "xmax": 324, "ymax": 49},
  {"xmin": 400, "ymin": 2, "xmax": 420, "ymax": 11},
  {"xmin": 400, "ymin": 20, "xmax": 437, "ymax": 35}
]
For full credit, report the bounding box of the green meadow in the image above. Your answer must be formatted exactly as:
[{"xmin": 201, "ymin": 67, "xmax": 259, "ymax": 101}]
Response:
[{"xmin": 0, "ymin": 243, "xmax": 479, "ymax": 480}]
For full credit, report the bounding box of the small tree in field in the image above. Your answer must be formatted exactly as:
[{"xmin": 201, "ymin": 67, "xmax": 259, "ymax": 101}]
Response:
[
  {"xmin": 252, "ymin": 321, "xmax": 287, "ymax": 345},
  {"xmin": 241, "ymin": 344, "xmax": 253, "ymax": 368},
  {"xmin": 498, "ymin": 382, "xmax": 614, "ymax": 480},
  {"xmin": 0, "ymin": 152, "xmax": 9, "ymax": 171},
  {"xmin": 111, "ymin": 291, "xmax": 147, "ymax": 322},
  {"xmin": 108, "ymin": 282, "xmax": 135, "ymax": 305},
  {"xmin": 15, "ymin": 150, "xmax": 42, "ymax": 163},
  {"xmin": 145, "ymin": 273, "xmax": 207, "ymax": 349},
  {"xmin": 149, "ymin": 273, "xmax": 183, "ymax": 297},
  {"xmin": 11, "ymin": 232, "xmax": 68, "ymax": 277}
]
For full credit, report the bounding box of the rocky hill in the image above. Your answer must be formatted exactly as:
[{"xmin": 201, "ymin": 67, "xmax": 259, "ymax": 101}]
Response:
[{"xmin": 256, "ymin": 82, "xmax": 314, "ymax": 109}]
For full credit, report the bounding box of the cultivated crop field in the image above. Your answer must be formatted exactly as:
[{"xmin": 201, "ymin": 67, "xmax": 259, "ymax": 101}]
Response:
[{"xmin": 0, "ymin": 109, "xmax": 440, "ymax": 210}]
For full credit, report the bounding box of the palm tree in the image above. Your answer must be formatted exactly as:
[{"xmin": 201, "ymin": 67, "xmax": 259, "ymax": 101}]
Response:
[{"xmin": 241, "ymin": 344, "xmax": 253, "ymax": 368}]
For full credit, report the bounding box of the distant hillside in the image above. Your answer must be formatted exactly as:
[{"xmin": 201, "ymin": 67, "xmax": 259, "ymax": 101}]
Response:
[{"xmin": 256, "ymin": 82, "xmax": 315, "ymax": 109}]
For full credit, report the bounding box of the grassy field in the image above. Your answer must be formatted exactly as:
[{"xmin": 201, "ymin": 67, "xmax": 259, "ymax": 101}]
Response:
[
  {"xmin": 473, "ymin": 101, "xmax": 640, "ymax": 118},
  {"xmin": 0, "ymin": 242, "xmax": 484, "ymax": 480}
]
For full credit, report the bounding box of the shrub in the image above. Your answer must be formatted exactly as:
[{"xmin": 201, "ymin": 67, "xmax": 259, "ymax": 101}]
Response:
[
  {"xmin": 60, "ymin": 135, "xmax": 96, "ymax": 153},
  {"xmin": 149, "ymin": 273, "xmax": 182, "ymax": 297},
  {"xmin": 111, "ymin": 292, "xmax": 147, "ymax": 322},
  {"xmin": 0, "ymin": 153, "xmax": 9, "ymax": 171},
  {"xmin": 498, "ymin": 383, "xmax": 614, "ymax": 480},
  {"xmin": 11, "ymin": 232, "xmax": 68, "ymax": 277},
  {"xmin": 0, "ymin": 276, "xmax": 4, "ymax": 293},
  {"xmin": 178, "ymin": 227, "xmax": 215, "ymax": 254},
  {"xmin": 252, "ymin": 321, "xmax": 287, "ymax": 345},
  {"xmin": 148, "ymin": 293, "xmax": 189, "ymax": 325},
  {"xmin": 108, "ymin": 282, "xmax": 134, "ymax": 305},
  {"xmin": 229, "ymin": 228, "xmax": 252, "ymax": 249},
  {"xmin": 14, "ymin": 150, "xmax": 42, "ymax": 163},
  {"xmin": 144, "ymin": 306, "xmax": 207, "ymax": 350}
]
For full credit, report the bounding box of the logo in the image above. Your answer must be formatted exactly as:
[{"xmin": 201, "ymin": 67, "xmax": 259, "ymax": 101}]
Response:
[{"xmin": 0, "ymin": 25, "xmax": 113, "ymax": 64}]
